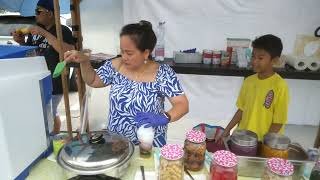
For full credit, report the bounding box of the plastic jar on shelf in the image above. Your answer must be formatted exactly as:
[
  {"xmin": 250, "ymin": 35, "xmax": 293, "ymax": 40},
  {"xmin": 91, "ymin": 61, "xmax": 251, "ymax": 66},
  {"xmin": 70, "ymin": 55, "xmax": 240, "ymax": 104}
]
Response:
[
  {"xmin": 262, "ymin": 158, "xmax": 294, "ymax": 180},
  {"xmin": 210, "ymin": 150, "xmax": 238, "ymax": 180},
  {"xmin": 159, "ymin": 144, "xmax": 184, "ymax": 180},
  {"xmin": 184, "ymin": 129, "xmax": 206, "ymax": 171}
]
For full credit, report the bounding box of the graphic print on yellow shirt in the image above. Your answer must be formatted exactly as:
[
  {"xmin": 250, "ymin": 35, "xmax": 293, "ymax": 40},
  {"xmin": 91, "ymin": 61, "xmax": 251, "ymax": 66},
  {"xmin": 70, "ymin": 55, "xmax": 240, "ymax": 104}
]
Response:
[
  {"xmin": 236, "ymin": 73, "xmax": 289, "ymax": 141},
  {"xmin": 264, "ymin": 90, "xmax": 274, "ymax": 109}
]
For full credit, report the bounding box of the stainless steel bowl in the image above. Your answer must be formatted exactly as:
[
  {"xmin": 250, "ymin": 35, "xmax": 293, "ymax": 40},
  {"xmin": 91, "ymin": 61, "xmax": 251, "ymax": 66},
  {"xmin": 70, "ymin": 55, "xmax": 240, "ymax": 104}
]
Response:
[{"xmin": 263, "ymin": 132, "xmax": 290, "ymax": 150}]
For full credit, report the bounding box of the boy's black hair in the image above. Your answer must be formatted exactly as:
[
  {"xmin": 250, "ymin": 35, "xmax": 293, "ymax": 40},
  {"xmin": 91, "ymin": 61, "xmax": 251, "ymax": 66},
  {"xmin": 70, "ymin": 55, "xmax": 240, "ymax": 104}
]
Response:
[
  {"xmin": 120, "ymin": 20, "xmax": 157, "ymax": 59},
  {"xmin": 252, "ymin": 34, "xmax": 283, "ymax": 59}
]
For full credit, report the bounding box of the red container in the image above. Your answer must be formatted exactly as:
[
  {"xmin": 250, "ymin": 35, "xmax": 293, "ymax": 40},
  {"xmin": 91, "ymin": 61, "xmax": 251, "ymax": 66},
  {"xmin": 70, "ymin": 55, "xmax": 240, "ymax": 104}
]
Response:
[
  {"xmin": 203, "ymin": 49, "xmax": 213, "ymax": 64},
  {"xmin": 212, "ymin": 50, "xmax": 222, "ymax": 65},
  {"xmin": 226, "ymin": 46, "xmax": 233, "ymax": 65}
]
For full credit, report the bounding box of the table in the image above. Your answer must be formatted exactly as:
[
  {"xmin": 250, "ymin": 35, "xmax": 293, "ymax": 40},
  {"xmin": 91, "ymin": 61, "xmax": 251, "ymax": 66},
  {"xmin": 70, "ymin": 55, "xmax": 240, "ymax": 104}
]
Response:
[{"xmin": 26, "ymin": 147, "xmax": 260, "ymax": 180}]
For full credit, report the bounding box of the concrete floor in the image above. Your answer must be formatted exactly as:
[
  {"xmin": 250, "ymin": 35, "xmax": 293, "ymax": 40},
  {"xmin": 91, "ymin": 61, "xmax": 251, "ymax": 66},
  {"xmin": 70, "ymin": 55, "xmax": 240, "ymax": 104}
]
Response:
[{"xmin": 57, "ymin": 91, "xmax": 319, "ymax": 150}]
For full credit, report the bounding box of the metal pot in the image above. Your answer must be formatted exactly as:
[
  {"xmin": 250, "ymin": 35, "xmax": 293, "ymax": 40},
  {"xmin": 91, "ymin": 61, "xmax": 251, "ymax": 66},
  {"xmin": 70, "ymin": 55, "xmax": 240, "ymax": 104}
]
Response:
[
  {"xmin": 57, "ymin": 131, "xmax": 134, "ymax": 177},
  {"xmin": 263, "ymin": 132, "xmax": 290, "ymax": 150},
  {"xmin": 231, "ymin": 129, "xmax": 258, "ymax": 147},
  {"xmin": 57, "ymin": 88, "xmax": 134, "ymax": 178}
]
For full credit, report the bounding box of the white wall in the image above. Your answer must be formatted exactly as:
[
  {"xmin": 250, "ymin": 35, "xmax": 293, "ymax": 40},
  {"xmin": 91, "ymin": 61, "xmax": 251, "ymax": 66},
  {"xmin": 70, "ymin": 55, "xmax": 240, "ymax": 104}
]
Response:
[
  {"xmin": 78, "ymin": 0, "xmax": 320, "ymax": 56},
  {"xmin": 124, "ymin": 0, "xmax": 320, "ymax": 57},
  {"xmin": 80, "ymin": 0, "xmax": 123, "ymax": 54},
  {"xmin": 286, "ymin": 79, "xmax": 320, "ymax": 126},
  {"xmin": 80, "ymin": 0, "xmax": 320, "ymax": 130}
]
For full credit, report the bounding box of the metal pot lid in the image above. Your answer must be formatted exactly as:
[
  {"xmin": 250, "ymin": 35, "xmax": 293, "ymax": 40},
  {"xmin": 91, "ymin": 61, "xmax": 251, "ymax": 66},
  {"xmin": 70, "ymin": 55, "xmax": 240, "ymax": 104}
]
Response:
[
  {"xmin": 231, "ymin": 129, "xmax": 258, "ymax": 146},
  {"xmin": 57, "ymin": 131, "xmax": 134, "ymax": 175},
  {"xmin": 263, "ymin": 132, "xmax": 290, "ymax": 150}
]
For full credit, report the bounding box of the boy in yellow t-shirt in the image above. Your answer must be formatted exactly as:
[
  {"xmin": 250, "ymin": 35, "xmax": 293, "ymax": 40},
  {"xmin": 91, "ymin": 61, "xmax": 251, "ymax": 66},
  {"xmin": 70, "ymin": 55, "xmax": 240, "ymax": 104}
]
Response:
[{"xmin": 220, "ymin": 34, "xmax": 289, "ymax": 141}]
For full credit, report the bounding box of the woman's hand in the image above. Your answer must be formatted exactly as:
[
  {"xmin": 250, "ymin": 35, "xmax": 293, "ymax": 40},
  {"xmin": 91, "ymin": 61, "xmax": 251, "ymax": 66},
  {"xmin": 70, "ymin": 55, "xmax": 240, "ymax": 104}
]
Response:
[
  {"xmin": 135, "ymin": 112, "xmax": 170, "ymax": 128},
  {"xmin": 64, "ymin": 50, "xmax": 90, "ymax": 64}
]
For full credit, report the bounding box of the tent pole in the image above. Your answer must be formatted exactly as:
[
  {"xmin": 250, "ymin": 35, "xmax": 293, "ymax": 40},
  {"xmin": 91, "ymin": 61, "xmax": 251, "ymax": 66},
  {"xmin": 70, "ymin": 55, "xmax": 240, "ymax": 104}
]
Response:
[
  {"xmin": 53, "ymin": 0, "xmax": 73, "ymax": 138},
  {"xmin": 314, "ymin": 124, "xmax": 320, "ymax": 148},
  {"xmin": 70, "ymin": 0, "xmax": 88, "ymax": 131}
]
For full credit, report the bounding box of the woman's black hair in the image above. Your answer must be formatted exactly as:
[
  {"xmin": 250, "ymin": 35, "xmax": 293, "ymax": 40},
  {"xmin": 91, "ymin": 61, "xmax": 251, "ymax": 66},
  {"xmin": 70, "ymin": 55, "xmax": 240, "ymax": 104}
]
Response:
[{"xmin": 120, "ymin": 20, "xmax": 157, "ymax": 59}]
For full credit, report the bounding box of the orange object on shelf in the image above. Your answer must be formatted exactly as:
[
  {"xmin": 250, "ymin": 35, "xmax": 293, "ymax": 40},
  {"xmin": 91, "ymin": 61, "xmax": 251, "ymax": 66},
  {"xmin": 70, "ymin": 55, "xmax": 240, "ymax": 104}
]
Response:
[{"xmin": 261, "ymin": 143, "xmax": 289, "ymax": 159}]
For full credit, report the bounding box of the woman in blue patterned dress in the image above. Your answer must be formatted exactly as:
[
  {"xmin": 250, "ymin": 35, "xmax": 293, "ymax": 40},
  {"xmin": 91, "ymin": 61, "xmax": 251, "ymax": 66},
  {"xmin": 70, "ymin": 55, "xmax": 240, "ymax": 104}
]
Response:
[{"xmin": 64, "ymin": 20, "xmax": 189, "ymax": 147}]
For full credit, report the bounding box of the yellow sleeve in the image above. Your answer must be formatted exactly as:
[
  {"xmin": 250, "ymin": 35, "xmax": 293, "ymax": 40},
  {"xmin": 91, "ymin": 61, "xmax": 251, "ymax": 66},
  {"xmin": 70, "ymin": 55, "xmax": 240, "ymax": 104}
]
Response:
[
  {"xmin": 273, "ymin": 82, "xmax": 289, "ymax": 124},
  {"xmin": 236, "ymin": 81, "xmax": 246, "ymax": 111}
]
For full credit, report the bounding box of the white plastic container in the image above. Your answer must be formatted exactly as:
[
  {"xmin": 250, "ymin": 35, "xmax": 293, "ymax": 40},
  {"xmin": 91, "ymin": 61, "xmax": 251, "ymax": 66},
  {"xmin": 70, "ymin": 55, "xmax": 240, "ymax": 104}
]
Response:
[
  {"xmin": 173, "ymin": 51, "xmax": 202, "ymax": 63},
  {"xmin": 226, "ymin": 38, "xmax": 251, "ymax": 65},
  {"xmin": 155, "ymin": 22, "xmax": 165, "ymax": 61},
  {"xmin": 137, "ymin": 125, "xmax": 155, "ymax": 158}
]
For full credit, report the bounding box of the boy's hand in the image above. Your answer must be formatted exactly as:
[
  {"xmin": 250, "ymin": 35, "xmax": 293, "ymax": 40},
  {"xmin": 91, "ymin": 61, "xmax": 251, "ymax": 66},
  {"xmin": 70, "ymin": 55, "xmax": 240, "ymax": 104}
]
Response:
[{"xmin": 216, "ymin": 130, "xmax": 230, "ymax": 145}]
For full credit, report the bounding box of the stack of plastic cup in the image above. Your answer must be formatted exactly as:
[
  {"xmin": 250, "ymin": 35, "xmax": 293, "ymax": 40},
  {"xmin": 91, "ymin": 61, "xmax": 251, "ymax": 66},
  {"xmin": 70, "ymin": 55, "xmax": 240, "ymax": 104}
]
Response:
[{"xmin": 137, "ymin": 125, "xmax": 155, "ymax": 158}]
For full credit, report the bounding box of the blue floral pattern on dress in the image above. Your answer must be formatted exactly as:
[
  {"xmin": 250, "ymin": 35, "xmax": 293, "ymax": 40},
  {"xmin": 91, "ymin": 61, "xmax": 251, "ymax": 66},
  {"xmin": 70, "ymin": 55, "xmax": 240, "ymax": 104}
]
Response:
[{"xmin": 96, "ymin": 60, "xmax": 184, "ymax": 147}]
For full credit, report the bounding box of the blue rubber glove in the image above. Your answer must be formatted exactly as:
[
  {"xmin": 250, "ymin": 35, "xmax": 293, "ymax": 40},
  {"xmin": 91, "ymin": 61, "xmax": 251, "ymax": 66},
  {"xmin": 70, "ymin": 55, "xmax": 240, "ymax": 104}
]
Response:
[{"xmin": 135, "ymin": 112, "xmax": 169, "ymax": 128}]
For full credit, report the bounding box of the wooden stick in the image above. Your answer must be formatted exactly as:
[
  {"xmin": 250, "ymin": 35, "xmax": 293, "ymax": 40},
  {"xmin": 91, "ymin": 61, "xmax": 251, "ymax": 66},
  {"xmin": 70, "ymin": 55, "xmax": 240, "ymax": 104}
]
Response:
[
  {"xmin": 70, "ymin": 0, "xmax": 89, "ymax": 131},
  {"xmin": 70, "ymin": 0, "xmax": 85, "ymax": 103},
  {"xmin": 53, "ymin": 0, "xmax": 73, "ymax": 138}
]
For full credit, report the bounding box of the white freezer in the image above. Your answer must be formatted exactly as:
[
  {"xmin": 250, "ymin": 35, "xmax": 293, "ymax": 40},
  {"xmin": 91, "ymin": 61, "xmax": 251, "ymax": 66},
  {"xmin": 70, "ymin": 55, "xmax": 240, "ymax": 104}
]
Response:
[{"xmin": 0, "ymin": 56, "xmax": 53, "ymax": 180}]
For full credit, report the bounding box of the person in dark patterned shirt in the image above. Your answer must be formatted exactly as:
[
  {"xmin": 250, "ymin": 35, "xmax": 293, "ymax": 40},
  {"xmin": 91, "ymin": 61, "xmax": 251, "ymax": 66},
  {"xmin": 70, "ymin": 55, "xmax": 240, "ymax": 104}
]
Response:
[{"xmin": 12, "ymin": 0, "xmax": 74, "ymax": 134}]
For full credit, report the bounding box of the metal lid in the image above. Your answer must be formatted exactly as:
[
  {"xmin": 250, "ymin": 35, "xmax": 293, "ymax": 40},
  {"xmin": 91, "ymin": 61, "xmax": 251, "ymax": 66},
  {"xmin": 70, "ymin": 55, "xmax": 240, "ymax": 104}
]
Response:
[
  {"xmin": 264, "ymin": 133, "xmax": 291, "ymax": 150},
  {"xmin": 231, "ymin": 130, "xmax": 258, "ymax": 146},
  {"xmin": 57, "ymin": 131, "xmax": 134, "ymax": 175}
]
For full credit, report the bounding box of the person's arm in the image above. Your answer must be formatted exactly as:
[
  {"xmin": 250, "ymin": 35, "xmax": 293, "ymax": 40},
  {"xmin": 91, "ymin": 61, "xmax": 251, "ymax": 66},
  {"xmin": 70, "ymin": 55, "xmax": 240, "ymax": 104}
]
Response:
[
  {"xmin": 166, "ymin": 95, "xmax": 189, "ymax": 122},
  {"xmin": 269, "ymin": 123, "xmax": 283, "ymax": 133},
  {"xmin": 29, "ymin": 26, "xmax": 74, "ymax": 52},
  {"xmin": 222, "ymin": 109, "xmax": 243, "ymax": 137},
  {"xmin": 135, "ymin": 94, "xmax": 189, "ymax": 128},
  {"xmin": 43, "ymin": 30, "xmax": 74, "ymax": 51},
  {"xmin": 218, "ymin": 79, "xmax": 246, "ymax": 139},
  {"xmin": 64, "ymin": 50, "xmax": 106, "ymax": 88}
]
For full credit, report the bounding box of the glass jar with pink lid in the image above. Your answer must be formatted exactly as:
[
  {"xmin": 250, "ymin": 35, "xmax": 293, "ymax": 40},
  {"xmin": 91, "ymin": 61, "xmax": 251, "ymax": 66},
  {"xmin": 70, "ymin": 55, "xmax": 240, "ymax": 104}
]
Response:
[
  {"xmin": 184, "ymin": 129, "xmax": 206, "ymax": 171},
  {"xmin": 159, "ymin": 144, "xmax": 184, "ymax": 180}
]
